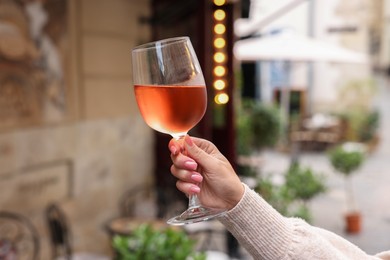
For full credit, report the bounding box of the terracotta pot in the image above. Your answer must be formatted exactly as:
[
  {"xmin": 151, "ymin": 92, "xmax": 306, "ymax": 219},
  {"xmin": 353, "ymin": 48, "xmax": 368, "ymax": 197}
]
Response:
[{"xmin": 345, "ymin": 212, "xmax": 362, "ymax": 234}]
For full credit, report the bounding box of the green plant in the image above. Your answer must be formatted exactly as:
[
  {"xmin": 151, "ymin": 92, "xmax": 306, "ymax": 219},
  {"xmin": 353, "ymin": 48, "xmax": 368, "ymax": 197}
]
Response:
[
  {"xmin": 256, "ymin": 176, "xmax": 291, "ymax": 216},
  {"xmin": 357, "ymin": 110, "xmax": 380, "ymax": 142},
  {"xmin": 285, "ymin": 163, "xmax": 326, "ymax": 202},
  {"xmin": 328, "ymin": 144, "xmax": 365, "ymax": 212},
  {"xmin": 283, "ymin": 164, "xmax": 326, "ymax": 221},
  {"xmin": 112, "ymin": 224, "xmax": 206, "ymax": 260},
  {"xmin": 341, "ymin": 109, "xmax": 380, "ymax": 143},
  {"xmin": 236, "ymin": 100, "xmax": 281, "ymax": 155},
  {"xmin": 236, "ymin": 107, "xmax": 253, "ymax": 155},
  {"xmin": 328, "ymin": 145, "xmax": 364, "ymax": 176},
  {"xmin": 336, "ymin": 78, "xmax": 380, "ymax": 144},
  {"xmin": 255, "ymin": 163, "xmax": 326, "ymax": 222}
]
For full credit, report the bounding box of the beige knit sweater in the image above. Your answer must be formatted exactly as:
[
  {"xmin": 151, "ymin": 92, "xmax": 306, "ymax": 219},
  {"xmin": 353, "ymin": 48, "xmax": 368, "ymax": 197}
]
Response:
[{"xmin": 219, "ymin": 184, "xmax": 390, "ymax": 260}]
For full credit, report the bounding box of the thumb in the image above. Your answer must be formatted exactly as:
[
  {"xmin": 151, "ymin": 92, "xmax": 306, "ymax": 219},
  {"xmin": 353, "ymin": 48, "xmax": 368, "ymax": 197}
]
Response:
[{"xmin": 184, "ymin": 135, "xmax": 213, "ymax": 167}]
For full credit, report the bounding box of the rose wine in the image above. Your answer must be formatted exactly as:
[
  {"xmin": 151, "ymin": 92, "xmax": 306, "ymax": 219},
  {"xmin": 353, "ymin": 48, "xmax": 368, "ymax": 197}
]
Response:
[{"xmin": 134, "ymin": 84, "xmax": 207, "ymax": 136}]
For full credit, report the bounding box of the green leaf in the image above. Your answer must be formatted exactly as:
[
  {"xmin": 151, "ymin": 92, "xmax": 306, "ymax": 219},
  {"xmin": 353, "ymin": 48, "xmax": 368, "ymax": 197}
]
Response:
[
  {"xmin": 285, "ymin": 163, "xmax": 326, "ymax": 201},
  {"xmin": 328, "ymin": 146, "xmax": 364, "ymax": 175},
  {"xmin": 112, "ymin": 224, "xmax": 202, "ymax": 259}
]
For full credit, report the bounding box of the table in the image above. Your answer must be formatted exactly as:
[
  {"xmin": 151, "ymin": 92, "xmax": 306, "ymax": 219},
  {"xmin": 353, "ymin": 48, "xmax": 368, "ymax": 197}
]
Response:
[
  {"xmin": 105, "ymin": 217, "xmax": 177, "ymax": 236},
  {"xmin": 302, "ymin": 113, "xmax": 340, "ymax": 130}
]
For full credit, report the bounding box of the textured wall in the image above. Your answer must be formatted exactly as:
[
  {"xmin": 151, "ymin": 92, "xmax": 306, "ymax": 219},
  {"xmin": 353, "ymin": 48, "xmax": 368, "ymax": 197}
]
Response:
[{"xmin": 0, "ymin": 0, "xmax": 153, "ymax": 258}]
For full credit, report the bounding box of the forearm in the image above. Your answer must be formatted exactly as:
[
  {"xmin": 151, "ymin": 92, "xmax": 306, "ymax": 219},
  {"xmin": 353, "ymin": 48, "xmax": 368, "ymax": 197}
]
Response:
[
  {"xmin": 218, "ymin": 184, "xmax": 381, "ymax": 260},
  {"xmin": 218, "ymin": 184, "xmax": 293, "ymax": 259}
]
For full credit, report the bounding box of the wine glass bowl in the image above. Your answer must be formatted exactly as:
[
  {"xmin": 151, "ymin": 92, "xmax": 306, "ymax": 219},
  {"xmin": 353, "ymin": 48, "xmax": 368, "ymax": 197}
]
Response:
[
  {"xmin": 132, "ymin": 37, "xmax": 207, "ymax": 139},
  {"xmin": 132, "ymin": 37, "xmax": 226, "ymax": 225},
  {"xmin": 133, "ymin": 84, "xmax": 207, "ymax": 139}
]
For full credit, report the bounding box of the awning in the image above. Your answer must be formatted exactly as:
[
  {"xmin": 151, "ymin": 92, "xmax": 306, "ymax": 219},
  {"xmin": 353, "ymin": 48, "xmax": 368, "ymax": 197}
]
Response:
[{"xmin": 234, "ymin": 33, "xmax": 369, "ymax": 64}]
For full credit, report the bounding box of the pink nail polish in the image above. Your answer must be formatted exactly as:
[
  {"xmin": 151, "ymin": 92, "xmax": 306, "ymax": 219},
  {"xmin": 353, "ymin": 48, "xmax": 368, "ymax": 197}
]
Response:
[
  {"xmin": 190, "ymin": 185, "xmax": 200, "ymax": 193},
  {"xmin": 170, "ymin": 145, "xmax": 177, "ymax": 155},
  {"xmin": 191, "ymin": 174, "xmax": 203, "ymax": 182},
  {"xmin": 184, "ymin": 161, "xmax": 197, "ymax": 170}
]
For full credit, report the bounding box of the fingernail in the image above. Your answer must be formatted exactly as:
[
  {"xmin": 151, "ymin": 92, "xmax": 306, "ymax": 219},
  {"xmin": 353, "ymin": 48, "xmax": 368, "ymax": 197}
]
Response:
[
  {"xmin": 170, "ymin": 145, "xmax": 178, "ymax": 155},
  {"xmin": 190, "ymin": 185, "xmax": 200, "ymax": 193},
  {"xmin": 185, "ymin": 135, "xmax": 193, "ymax": 146},
  {"xmin": 184, "ymin": 161, "xmax": 197, "ymax": 170},
  {"xmin": 191, "ymin": 174, "xmax": 203, "ymax": 182}
]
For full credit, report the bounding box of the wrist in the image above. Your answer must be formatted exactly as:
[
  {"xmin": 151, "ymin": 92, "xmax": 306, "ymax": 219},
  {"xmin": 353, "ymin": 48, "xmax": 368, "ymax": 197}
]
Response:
[{"xmin": 227, "ymin": 183, "xmax": 245, "ymax": 210}]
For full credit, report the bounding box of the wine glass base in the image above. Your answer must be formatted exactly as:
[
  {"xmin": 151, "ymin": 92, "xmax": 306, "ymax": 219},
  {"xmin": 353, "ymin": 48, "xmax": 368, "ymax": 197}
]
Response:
[{"xmin": 167, "ymin": 206, "xmax": 226, "ymax": 226}]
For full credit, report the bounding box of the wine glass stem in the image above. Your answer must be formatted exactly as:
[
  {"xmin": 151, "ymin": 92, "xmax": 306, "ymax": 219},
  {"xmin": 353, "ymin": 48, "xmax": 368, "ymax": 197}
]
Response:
[
  {"xmin": 188, "ymin": 194, "xmax": 200, "ymax": 208},
  {"xmin": 173, "ymin": 134, "xmax": 202, "ymax": 209}
]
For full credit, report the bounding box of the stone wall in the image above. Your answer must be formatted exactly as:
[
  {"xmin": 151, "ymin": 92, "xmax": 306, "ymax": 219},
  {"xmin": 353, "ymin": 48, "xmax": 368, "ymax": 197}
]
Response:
[{"xmin": 0, "ymin": 0, "xmax": 153, "ymax": 258}]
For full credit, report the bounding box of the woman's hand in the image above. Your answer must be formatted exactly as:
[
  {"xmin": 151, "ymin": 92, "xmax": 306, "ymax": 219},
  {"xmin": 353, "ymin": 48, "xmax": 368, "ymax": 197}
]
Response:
[{"xmin": 169, "ymin": 135, "xmax": 244, "ymax": 210}]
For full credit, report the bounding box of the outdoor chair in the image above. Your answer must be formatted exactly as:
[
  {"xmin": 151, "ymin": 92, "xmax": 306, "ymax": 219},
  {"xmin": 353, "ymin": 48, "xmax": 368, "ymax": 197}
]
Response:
[
  {"xmin": 118, "ymin": 184, "xmax": 159, "ymax": 219},
  {"xmin": 45, "ymin": 203, "xmax": 109, "ymax": 260},
  {"xmin": 105, "ymin": 184, "xmax": 170, "ymax": 237}
]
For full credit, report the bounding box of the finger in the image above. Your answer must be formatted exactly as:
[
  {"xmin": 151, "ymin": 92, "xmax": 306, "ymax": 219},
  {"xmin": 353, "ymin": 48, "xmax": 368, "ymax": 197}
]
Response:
[
  {"xmin": 184, "ymin": 135, "xmax": 214, "ymax": 167},
  {"xmin": 168, "ymin": 139, "xmax": 180, "ymax": 155},
  {"xmin": 170, "ymin": 152, "xmax": 198, "ymax": 171},
  {"xmin": 176, "ymin": 180, "xmax": 200, "ymax": 195},
  {"xmin": 190, "ymin": 136, "xmax": 217, "ymax": 154},
  {"xmin": 168, "ymin": 138, "xmax": 185, "ymax": 155},
  {"xmin": 170, "ymin": 165, "xmax": 203, "ymax": 183}
]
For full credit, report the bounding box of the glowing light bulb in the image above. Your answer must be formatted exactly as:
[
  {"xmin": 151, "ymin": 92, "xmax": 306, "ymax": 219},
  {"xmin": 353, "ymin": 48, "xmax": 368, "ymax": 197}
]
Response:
[
  {"xmin": 213, "ymin": 79, "xmax": 226, "ymax": 90},
  {"xmin": 214, "ymin": 24, "xmax": 226, "ymax": 34},
  {"xmin": 214, "ymin": 0, "xmax": 226, "ymax": 6},
  {"xmin": 214, "ymin": 38, "xmax": 226, "ymax": 48},
  {"xmin": 214, "ymin": 66, "xmax": 226, "ymax": 76},
  {"xmin": 214, "ymin": 52, "xmax": 226, "ymax": 63},
  {"xmin": 215, "ymin": 93, "xmax": 229, "ymax": 104},
  {"xmin": 214, "ymin": 10, "xmax": 226, "ymax": 21}
]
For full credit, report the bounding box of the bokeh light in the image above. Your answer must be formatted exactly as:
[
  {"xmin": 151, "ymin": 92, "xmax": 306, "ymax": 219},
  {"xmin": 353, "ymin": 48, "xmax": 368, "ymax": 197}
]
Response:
[
  {"xmin": 213, "ymin": 79, "xmax": 226, "ymax": 90},
  {"xmin": 214, "ymin": 38, "xmax": 226, "ymax": 48},
  {"xmin": 214, "ymin": 9, "xmax": 226, "ymax": 21},
  {"xmin": 213, "ymin": 0, "xmax": 226, "ymax": 6},
  {"xmin": 214, "ymin": 66, "xmax": 226, "ymax": 76},
  {"xmin": 214, "ymin": 93, "xmax": 229, "ymax": 104},
  {"xmin": 214, "ymin": 24, "xmax": 226, "ymax": 34},
  {"xmin": 214, "ymin": 52, "xmax": 226, "ymax": 63}
]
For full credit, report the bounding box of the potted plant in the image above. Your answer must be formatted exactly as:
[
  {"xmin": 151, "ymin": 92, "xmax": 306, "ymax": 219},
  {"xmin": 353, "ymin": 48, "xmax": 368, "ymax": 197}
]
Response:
[
  {"xmin": 237, "ymin": 99, "xmax": 281, "ymax": 154},
  {"xmin": 328, "ymin": 143, "xmax": 365, "ymax": 233},
  {"xmin": 236, "ymin": 99, "xmax": 281, "ymax": 184},
  {"xmin": 337, "ymin": 78, "xmax": 380, "ymax": 151},
  {"xmin": 255, "ymin": 163, "xmax": 326, "ymax": 223},
  {"xmin": 283, "ymin": 163, "xmax": 326, "ymax": 222},
  {"xmin": 112, "ymin": 224, "xmax": 205, "ymax": 260}
]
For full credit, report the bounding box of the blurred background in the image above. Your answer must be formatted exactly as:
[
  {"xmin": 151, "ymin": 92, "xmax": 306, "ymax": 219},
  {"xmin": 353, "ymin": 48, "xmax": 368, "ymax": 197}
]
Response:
[{"xmin": 0, "ymin": 0, "xmax": 389, "ymax": 259}]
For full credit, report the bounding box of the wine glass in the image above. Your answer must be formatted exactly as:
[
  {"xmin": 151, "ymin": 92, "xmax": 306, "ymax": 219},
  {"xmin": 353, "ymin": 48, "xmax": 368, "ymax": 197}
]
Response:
[{"xmin": 131, "ymin": 36, "xmax": 226, "ymax": 225}]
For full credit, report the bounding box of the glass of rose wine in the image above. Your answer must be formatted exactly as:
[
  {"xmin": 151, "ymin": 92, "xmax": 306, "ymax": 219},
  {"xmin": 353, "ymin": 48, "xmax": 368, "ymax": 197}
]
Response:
[{"xmin": 131, "ymin": 36, "xmax": 226, "ymax": 225}]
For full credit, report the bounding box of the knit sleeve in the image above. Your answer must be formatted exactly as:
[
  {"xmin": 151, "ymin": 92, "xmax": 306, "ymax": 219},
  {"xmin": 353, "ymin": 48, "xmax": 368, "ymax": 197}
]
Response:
[
  {"xmin": 218, "ymin": 184, "xmax": 293, "ymax": 259},
  {"xmin": 218, "ymin": 184, "xmax": 383, "ymax": 260}
]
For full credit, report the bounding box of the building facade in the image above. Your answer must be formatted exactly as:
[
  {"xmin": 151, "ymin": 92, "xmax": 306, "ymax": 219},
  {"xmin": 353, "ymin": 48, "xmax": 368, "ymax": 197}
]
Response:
[{"xmin": 0, "ymin": 0, "xmax": 153, "ymax": 257}]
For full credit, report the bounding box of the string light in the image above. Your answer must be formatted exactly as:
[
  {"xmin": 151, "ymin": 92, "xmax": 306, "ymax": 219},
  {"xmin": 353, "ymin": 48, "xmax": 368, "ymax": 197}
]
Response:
[
  {"xmin": 213, "ymin": 38, "xmax": 226, "ymax": 49},
  {"xmin": 213, "ymin": 52, "xmax": 226, "ymax": 63},
  {"xmin": 213, "ymin": 0, "xmax": 226, "ymax": 6},
  {"xmin": 214, "ymin": 24, "xmax": 226, "ymax": 34},
  {"xmin": 214, "ymin": 9, "xmax": 226, "ymax": 21},
  {"xmin": 214, "ymin": 93, "xmax": 229, "ymax": 104},
  {"xmin": 214, "ymin": 66, "xmax": 226, "ymax": 77},
  {"xmin": 213, "ymin": 79, "xmax": 226, "ymax": 90},
  {"xmin": 213, "ymin": 1, "xmax": 229, "ymax": 105}
]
